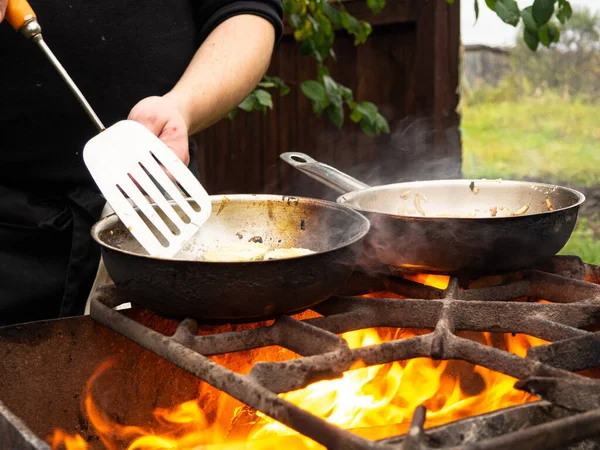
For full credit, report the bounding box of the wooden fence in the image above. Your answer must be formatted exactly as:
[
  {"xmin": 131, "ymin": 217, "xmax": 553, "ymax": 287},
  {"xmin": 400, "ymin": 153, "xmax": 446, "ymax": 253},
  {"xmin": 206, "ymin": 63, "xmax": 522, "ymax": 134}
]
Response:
[{"xmin": 193, "ymin": 0, "xmax": 461, "ymax": 201}]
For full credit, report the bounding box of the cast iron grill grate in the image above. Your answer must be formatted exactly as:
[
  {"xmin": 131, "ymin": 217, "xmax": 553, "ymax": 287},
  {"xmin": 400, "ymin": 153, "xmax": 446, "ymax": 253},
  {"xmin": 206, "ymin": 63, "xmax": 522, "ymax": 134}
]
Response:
[{"xmin": 88, "ymin": 256, "xmax": 600, "ymax": 450}]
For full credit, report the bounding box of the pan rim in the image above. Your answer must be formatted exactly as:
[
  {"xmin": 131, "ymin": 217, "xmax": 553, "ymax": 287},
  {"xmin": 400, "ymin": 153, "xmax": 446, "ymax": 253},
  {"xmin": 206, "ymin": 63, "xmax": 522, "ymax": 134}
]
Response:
[
  {"xmin": 336, "ymin": 179, "xmax": 585, "ymax": 221},
  {"xmin": 90, "ymin": 193, "xmax": 371, "ymax": 263}
]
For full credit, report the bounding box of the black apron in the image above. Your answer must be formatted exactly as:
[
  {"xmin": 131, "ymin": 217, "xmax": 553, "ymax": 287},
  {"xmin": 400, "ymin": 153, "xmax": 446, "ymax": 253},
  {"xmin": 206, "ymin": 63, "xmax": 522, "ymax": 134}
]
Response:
[{"xmin": 0, "ymin": 139, "xmax": 200, "ymax": 327}]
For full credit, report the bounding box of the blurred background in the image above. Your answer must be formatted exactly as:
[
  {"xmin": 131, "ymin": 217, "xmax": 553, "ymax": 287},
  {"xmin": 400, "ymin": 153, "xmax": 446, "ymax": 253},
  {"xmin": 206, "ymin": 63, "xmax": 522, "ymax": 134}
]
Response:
[{"xmin": 461, "ymin": 0, "xmax": 600, "ymax": 263}]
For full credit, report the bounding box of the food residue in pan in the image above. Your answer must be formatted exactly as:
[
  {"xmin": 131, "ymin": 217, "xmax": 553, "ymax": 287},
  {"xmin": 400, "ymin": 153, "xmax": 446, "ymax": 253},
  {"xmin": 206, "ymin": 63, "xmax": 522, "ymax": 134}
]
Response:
[
  {"xmin": 400, "ymin": 202, "xmax": 537, "ymax": 218},
  {"xmin": 264, "ymin": 248, "xmax": 315, "ymax": 259},
  {"xmin": 394, "ymin": 188, "xmax": 555, "ymax": 218},
  {"xmin": 200, "ymin": 241, "xmax": 315, "ymax": 262},
  {"xmin": 512, "ymin": 204, "xmax": 530, "ymax": 216},
  {"xmin": 216, "ymin": 196, "xmax": 231, "ymax": 215},
  {"xmin": 469, "ymin": 181, "xmax": 480, "ymax": 195},
  {"xmin": 414, "ymin": 193, "xmax": 427, "ymax": 216},
  {"xmin": 400, "ymin": 190, "xmax": 412, "ymax": 200}
]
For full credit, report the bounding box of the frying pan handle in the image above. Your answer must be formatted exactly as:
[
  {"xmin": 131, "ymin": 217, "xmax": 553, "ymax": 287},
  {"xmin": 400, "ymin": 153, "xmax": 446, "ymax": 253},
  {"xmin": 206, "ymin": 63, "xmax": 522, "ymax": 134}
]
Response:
[{"xmin": 280, "ymin": 152, "xmax": 370, "ymax": 194}]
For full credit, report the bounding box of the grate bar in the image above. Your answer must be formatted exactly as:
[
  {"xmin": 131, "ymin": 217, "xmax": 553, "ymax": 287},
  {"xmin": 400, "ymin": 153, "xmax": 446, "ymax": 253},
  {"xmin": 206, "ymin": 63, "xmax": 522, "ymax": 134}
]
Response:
[
  {"xmin": 91, "ymin": 287, "xmax": 379, "ymax": 450},
  {"xmin": 173, "ymin": 315, "xmax": 347, "ymax": 357},
  {"xmin": 444, "ymin": 406, "xmax": 600, "ymax": 450},
  {"xmin": 88, "ymin": 257, "xmax": 600, "ymax": 450},
  {"xmin": 527, "ymin": 332, "xmax": 600, "ymax": 372}
]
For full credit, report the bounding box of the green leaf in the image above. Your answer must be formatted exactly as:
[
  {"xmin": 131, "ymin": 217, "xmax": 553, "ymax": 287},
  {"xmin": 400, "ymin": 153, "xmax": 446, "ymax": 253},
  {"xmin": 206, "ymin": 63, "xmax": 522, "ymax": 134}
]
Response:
[
  {"xmin": 366, "ymin": 0, "xmax": 386, "ymax": 14},
  {"xmin": 485, "ymin": 0, "xmax": 496, "ymax": 10},
  {"xmin": 538, "ymin": 23, "xmax": 551, "ymax": 46},
  {"xmin": 327, "ymin": 103, "xmax": 344, "ymax": 128},
  {"xmin": 341, "ymin": 12, "xmax": 360, "ymax": 33},
  {"xmin": 356, "ymin": 102, "xmax": 379, "ymax": 120},
  {"xmin": 322, "ymin": 2, "xmax": 343, "ymax": 26},
  {"xmin": 494, "ymin": 0, "xmax": 520, "ymax": 27},
  {"xmin": 301, "ymin": 80, "xmax": 329, "ymax": 114},
  {"xmin": 547, "ymin": 21, "xmax": 560, "ymax": 43},
  {"xmin": 521, "ymin": 7, "xmax": 538, "ymax": 32},
  {"xmin": 322, "ymin": 75, "xmax": 341, "ymax": 103},
  {"xmin": 238, "ymin": 94, "xmax": 257, "ymax": 112},
  {"xmin": 283, "ymin": 0, "xmax": 303, "ymax": 15},
  {"xmin": 474, "ymin": 0, "xmax": 480, "ymax": 20},
  {"xmin": 254, "ymin": 89, "xmax": 273, "ymax": 109},
  {"xmin": 279, "ymin": 84, "xmax": 291, "ymax": 96},
  {"xmin": 261, "ymin": 75, "xmax": 291, "ymax": 96},
  {"xmin": 532, "ymin": 0, "xmax": 556, "ymax": 26},
  {"xmin": 318, "ymin": 66, "xmax": 331, "ymax": 78},
  {"xmin": 524, "ymin": 27, "xmax": 539, "ymax": 51},
  {"xmin": 340, "ymin": 12, "xmax": 372, "ymax": 45},
  {"xmin": 306, "ymin": 14, "xmax": 320, "ymax": 32},
  {"xmin": 350, "ymin": 108, "xmax": 363, "ymax": 123},
  {"xmin": 556, "ymin": 1, "xmax": 572, "ymax": 23},
  {"xmin": 339, "ymin": 85, "xmax": 354, "ymax": 102},
  {"xmin": 289, "ymin": 13, "xmax": 302, "ymax": 29},
  {"xmin": 301, "ymin": 80, "xmax": 326, "ymax": 103},
  {"xmin": 355, "ymin": 21, "xmax": 373, "ymax": 44},
  {"xmin": 294, "ymin": 17, "xmax": 313, "ymax": 41},
  {"xmin": 227, "ymin": 108, "xmax": 238, "ymax": 120},
  {"xmin": 375, "ymin": 114, "xmax": 390, "ymax": 134},
  {"xmin": 360, "ymin": 120, "xmax": 377, "ymax": 136}
]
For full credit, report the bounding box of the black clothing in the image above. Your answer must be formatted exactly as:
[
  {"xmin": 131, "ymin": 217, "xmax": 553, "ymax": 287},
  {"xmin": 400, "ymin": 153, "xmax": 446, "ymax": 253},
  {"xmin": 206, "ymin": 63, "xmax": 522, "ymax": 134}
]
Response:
[{"xmin": 0, "ymin": 0, "xmax": 283, "ymax": 326}]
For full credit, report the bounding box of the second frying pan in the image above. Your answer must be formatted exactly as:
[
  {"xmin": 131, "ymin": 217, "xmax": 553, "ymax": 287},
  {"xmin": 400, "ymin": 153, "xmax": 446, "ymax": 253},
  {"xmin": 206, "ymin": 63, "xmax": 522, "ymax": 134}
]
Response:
[{"xmin": 281, "ymin": 152, "xmax": 585, "ymax": 276}]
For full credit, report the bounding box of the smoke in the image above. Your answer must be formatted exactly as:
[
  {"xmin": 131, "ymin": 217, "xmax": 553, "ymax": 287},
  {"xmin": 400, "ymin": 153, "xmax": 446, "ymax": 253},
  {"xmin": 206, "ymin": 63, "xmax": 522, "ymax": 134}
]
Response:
[
  {"xmin": 257, "ymin": 114, "xmax": 463, "ymax": 277},
  {"xmin": 265, "ymin": 114, "xmax": 462, "ymax": 201}
]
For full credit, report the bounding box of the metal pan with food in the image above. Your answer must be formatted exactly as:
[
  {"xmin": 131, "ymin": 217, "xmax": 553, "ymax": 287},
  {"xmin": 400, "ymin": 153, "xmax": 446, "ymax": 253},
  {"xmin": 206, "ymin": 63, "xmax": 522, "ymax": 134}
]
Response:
[
  {"xmin": 91, "ymin": 194, "xmax": 370, "ymax": 321},
  {"xmin": 280, "ymin": 152, "xmax": 585, "ymax": 276}
]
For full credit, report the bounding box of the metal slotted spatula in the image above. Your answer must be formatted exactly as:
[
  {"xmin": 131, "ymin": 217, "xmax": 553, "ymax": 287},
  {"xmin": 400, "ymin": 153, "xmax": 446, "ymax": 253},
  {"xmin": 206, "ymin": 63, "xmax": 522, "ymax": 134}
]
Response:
[{"xmin": 6, "ymin": 0, "xmax": 212, "ymax": 257}]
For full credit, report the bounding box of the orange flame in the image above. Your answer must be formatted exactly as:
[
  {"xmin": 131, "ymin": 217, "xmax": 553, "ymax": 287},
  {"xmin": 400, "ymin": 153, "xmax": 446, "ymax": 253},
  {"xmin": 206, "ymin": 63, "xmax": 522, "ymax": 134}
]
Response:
[
  {"xmin": 48, "ymin": 429, "xmax": 89, "ymax": 450},
  {"xmin": 404, "ymin": 274, "xmax": 451, "ymax": 290},
  {"xmin": 49, "ymin": 327, "xmax": 547, "ymax": 450}
]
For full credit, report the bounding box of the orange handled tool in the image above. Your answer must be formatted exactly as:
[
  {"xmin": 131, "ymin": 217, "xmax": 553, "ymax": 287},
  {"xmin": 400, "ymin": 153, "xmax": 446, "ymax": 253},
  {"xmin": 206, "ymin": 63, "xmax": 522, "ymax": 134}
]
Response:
[
  {"xmin": 3, "ymin": 0, "xmax": 213, "ymax": 257},
  {"xmin": 5, "ymin": 0, "xmax": 36, "ymax": 30},
  {"xmin": 4, "ymin": 0, "xmax": 104, "ymax": 131}
]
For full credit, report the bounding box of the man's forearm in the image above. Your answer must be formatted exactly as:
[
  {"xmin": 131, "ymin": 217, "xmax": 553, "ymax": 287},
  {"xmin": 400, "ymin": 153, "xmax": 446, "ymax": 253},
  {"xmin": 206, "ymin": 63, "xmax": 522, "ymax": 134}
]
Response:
[{"xmin": 165, "ymin": 14, "xmax": 276, "ymax": 135}]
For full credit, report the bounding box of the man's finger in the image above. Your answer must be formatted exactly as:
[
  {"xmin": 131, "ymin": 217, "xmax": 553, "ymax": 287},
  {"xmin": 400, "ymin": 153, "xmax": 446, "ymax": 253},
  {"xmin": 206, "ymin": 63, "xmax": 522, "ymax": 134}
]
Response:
[
  {"xmin": 128, "ymin": 109, "xmax": 166, "ymax": 137},
  {"xmin": 158, "ymin": 129, "xmax": 190, "ymax": 166},
  {"xmin": 0, "ymin": 0, "xmax": 8, "ymax": 23}
]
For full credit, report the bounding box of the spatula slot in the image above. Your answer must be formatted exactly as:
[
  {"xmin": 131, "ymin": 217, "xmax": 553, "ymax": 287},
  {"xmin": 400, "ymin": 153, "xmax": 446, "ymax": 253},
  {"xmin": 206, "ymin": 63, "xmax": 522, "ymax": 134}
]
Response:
[
  {"xmin": 137, "ymin": 163, "xmax": 191, "ymax": 228},
  {"xmin": 115, "ymin": 184, "xmax": 170, "ymax": 248},
  {"xmin": 120, "ymin": 174, "xmax": 181, "ymax": 238},
  {"xmin": 145, "ymin": 152, "xmax": 195, "ymax": 222},
  {"xmin": 188, "ymin": 200, "xmax": 201, "ymax": 212},
  {"xmin": 135, "ymin": 208, "xmax": 170, "ymax": 249}
]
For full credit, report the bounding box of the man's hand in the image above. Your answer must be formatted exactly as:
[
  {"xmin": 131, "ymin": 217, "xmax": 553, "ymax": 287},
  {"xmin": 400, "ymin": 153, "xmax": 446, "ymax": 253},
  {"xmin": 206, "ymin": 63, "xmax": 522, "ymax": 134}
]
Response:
[
  {"xmin": 0, "ymin": 0, "xmax": 8, "ymax": 23},
  {"xmin": 128, "ymin": 95, "xmax": 190, "ymax": 166}
]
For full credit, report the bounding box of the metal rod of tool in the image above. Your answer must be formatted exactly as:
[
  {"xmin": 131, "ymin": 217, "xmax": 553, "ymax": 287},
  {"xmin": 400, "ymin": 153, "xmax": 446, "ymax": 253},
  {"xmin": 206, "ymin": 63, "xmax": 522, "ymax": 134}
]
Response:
[
  {"xmin": 18, "ymin": 19, "xmax": 105, "ymax": 132},
  {"xmin": 34, "ymin": 37, "xmax": 105, "ymax": 132}
]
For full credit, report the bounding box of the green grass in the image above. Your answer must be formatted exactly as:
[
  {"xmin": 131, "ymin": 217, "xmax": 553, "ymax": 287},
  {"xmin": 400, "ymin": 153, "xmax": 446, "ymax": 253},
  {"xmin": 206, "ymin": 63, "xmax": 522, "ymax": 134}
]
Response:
[
  {"xmin": 560, "ymin": 217, "xmax": 600, "ymax": 265},
  {"xmin": 461, "ymin": 95, "xmax": 600, "ymax": 187},
  {"xmin": 461, "ymin": 93, "xmax": 600, "ymax": 265}
]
